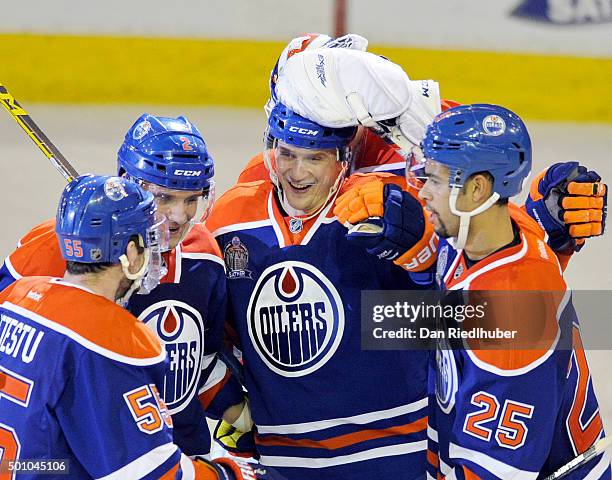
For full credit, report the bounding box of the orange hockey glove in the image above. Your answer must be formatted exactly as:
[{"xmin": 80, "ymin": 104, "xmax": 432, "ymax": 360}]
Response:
[
  {"xmin": 334, "ymin": 181, "xmax": 436, "ymax": 272},
  {"xmin": 525, "ymin": 161, "xmax": 607, "ymax": 253}
]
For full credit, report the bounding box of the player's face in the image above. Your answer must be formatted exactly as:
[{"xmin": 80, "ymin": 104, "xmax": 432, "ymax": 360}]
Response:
[
  {"xmin": 275, "ymin": 142, "xmax": 343, "ymax": 213},
  {"xmin": 143, "ymin": 184, "xmax": 202, "ymax": 249},
  {"xmin": 418, "ymin": 161, "xmax": 461, "ymax": 238}
]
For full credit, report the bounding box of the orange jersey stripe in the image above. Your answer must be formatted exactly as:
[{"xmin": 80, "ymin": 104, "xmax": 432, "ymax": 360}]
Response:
[
  {"xmin": 427, "ymin": 449, "xmax": 439, "ymax": 468},
  {"xmin": 198, "ymin": 369, "xmax": 231, "ymax": 410},
  {"xmin": 159, "ymin": 463, "xmax": 180, "ymax": 480},
  {"xmin": 0, "ymin": 369, "xmax": 31, "ymax": 404},
  {"xmin": 256, "ymin": 416, "xmax": 427, "ymax": 450},
  {"xmin": 462, "ymin": 465, "xmax": 482, "ymax": 480},
  {"xmin": 0, "ymin": 277, "xmax": 162, "ymax": 360},
  {"xmin": 569, "ymin": 327, "xmax": 604, "ymax": 453}
]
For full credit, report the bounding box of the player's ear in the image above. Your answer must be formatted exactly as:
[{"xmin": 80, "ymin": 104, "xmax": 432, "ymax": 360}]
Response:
[
  {"xmin": 124, "ymin": 236, "xmax": 145, "ymax": 274},
  {"xmin": 468, "ymin": 173, "xmax": 493, "ymax": 204}
]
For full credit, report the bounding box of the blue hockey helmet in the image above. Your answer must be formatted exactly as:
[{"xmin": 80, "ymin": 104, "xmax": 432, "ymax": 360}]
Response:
[
  {"xmin": 56, "ymin": 175, "xmax": 157, "ymax": 263},
  {"xmin": 421, "ymin": 104, "xmax": 532, "ymax": 199},
  {"xmin": 266, "ymin": 102, "xmax": 357, "ymax": 152},
  {"xmin": 117, "ymin": 114, "xmax": 214, "ymax": 191}
]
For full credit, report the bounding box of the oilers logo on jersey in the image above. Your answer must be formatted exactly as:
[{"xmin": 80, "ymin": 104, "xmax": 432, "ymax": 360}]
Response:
[
  {"xmin": 435, "ymin": 338, "xmax": 458, "ymax": 414},
  {"xmin": 246, "ymin": 261, "xmax": 344, "ymax": 377},
  {"xmin": 436, "ymin": 244, "xmax": 449, "ymax": 286},
  {"xmin": 138, "ymin": 300, "xmax": 204, "ymax": 414}
]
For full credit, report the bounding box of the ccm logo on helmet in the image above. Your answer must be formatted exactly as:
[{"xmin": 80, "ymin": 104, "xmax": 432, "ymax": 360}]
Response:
[
  {"xmin": 173, "ymin": 170, "xmax": 202, "ymax": 177},
  {"xmin": 288, "ymin": 126, "xmax": 319, "ymax": 136}
]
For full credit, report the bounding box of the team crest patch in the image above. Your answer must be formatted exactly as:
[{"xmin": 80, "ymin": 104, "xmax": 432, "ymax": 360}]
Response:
[
  {"xmin": 138, "ymin": 300, "xmax": 204, "ymax": 414},
  {"xmin": 132, "ymin": 120, "xmax": 152, "ymax": 140},
  {"xmin": 247, "ymin": 261, "xmax": 344, "ymax": 377},
  {"xmin": 482, "ymin": 115, "xmax": 506, "ymax": 136},
  {"xmin": 435, "ymin": 339, "xmax": 458, "ymax": 413},
  {"xmin": 104, "ymin": 178, "xmax": 128, "ymax": 201},
  {"xmin": 224, "ymin": 236, "xmax": 252, "ymax": 279},
  {"xmin": 437, "ymin": 245, "xmax": 449, "ymax": 286}
]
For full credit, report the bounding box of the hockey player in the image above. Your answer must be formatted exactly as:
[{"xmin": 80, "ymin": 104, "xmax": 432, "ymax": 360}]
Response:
[
  {"xmin": 0, "ymin": 175, "xmax": 284, "ymax": 480},
  {"xmin": 206, "ymin": 102, "xmax": 435, "ymax": 480},
  {"xmin": 275, "ymin": 47, "xmax": 607, "ymax": 261},
  {"xmin": 0, "ymin": 114, "xmax": 247, "ymax": 456},
  {"xmin": 236, "ymin": 31, "xmax": 436, "ymax": 184},
  {"xmin": 407, "ymin": 105, "xmax": 609, "ymax": 478}
]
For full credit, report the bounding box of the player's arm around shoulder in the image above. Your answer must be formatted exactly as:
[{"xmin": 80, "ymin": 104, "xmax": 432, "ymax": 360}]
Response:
[{"xmin": 333, "ymin": 172, "xmax": 437, "ymax": 272}]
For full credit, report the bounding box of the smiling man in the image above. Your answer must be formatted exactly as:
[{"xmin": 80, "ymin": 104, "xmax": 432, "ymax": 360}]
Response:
[
  {"xmin": 207, "ymin": 102, "xmax": 436, "ymax": 480},
  {"xmin": 0, "ymin": 114, "xmax": 247, "ymax": 457}
]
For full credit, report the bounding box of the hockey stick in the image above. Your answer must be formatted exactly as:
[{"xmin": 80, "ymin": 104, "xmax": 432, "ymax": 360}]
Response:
[
  {"xmin": 543, "ymin": 436, "xmax": 612, "ymax": 480},
  {"xmin": 0, "ymin": 82, "xmax": 79, "ymax": 182}
]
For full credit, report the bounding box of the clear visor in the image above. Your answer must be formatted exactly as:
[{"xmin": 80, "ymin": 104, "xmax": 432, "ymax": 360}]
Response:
[
  {"xmin": 264, "ymin": 137, "xmax": 342, "ymax": 176},
  {"xmin": 142, "ymin": 181, "xmax": 215, "ymax": 226},
  {"xmin": 197, "ymin": 182, "xmax": 216, "ymax": 224},
  {"xmin": 405, "ymin": 147, "xmax": 428, "ymax": 190},
  {"xmin": 140, "ymin": 212, "xmax": 169, "ymax": 294},
  {"xmin": 264, "ymin": 97, "xmax": 275, "ymax": 118}
]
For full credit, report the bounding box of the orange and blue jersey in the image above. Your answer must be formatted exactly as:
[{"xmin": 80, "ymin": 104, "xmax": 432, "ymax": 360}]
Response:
[
  {"xmin": 206, "ymin": 173, "xmax": 433, "ymax": 480},
  {"xmin": 0, "ymin": 276, "xmax": 216, "ymax": 479},
  {"xmin": 0, "ymin": 221, "xmax": 243, "ymax": 456},
  {"xmin": 427, "ymin": 206, "xmax": 610, "ymax": 479}
]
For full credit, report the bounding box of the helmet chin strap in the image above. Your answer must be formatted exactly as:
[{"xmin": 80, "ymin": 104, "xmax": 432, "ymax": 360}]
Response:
[
  {"xmin": 116, "ymin": 247, "xmax": 150, "ymax": 306},
  {"xmin": 448, "ymin": 187, "xmax": 500, "ymax": 250}
]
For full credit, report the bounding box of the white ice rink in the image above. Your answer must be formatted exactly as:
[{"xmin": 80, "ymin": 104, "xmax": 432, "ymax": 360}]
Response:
[{"xmin": 1, "ymin": 104, "xmax": 611, "ymax": 429}]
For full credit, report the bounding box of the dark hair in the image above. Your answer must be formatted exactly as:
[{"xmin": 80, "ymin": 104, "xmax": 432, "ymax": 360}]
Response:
[
  {"xmin": 66, "ymin": 261, "xmax": 115, "ymax": 275},
  {"xmin": 65, "ymin": 235, "xmax": 144, "ymax": 275}
]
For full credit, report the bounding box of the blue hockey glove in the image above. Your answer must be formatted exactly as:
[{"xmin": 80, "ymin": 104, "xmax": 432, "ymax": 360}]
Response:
[
  {"xmin": 343, "ymin": 183, "xmax": 425, "ymax": 261},
  {"xmin": 525, "ymin": 161, "xmax": 607, "ymax": 253}
]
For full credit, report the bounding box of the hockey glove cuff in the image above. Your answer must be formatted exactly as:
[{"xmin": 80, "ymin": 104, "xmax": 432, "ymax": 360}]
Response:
[
  {"xmin": 196, "ymin": 457, "xmax": 287, "ymax": 480},
  {"xmin": 214, "ymin": 419, "xmax": 257, "ymax": 458}
]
